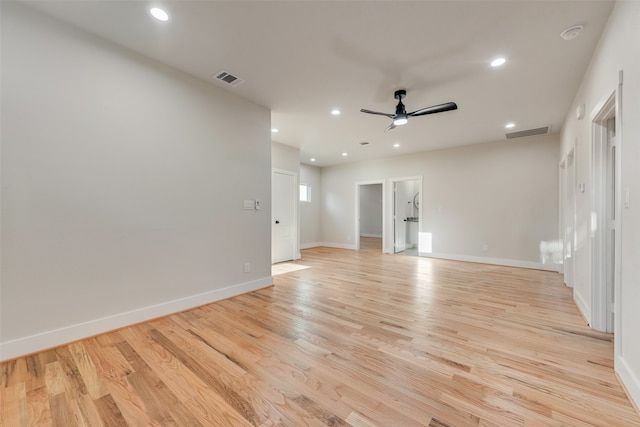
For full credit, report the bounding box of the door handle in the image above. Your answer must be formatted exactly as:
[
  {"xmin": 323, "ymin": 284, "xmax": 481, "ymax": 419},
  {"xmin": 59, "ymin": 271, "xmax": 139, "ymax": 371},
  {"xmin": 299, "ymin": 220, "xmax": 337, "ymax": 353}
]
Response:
[{"xmin": 275, "ymin": 220, "xmax": 280, "ymax": 224}]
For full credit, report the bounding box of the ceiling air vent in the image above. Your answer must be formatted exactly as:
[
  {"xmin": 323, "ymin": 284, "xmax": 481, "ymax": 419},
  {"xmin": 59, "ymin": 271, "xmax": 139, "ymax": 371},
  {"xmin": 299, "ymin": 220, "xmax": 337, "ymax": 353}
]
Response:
[
  {"xmin": 506, "ymin": 126, "xmax": 551, "ymax": 140},
  {"xmin": 214, "ymin": 70, "xmax": 244, "ymax": 87}
]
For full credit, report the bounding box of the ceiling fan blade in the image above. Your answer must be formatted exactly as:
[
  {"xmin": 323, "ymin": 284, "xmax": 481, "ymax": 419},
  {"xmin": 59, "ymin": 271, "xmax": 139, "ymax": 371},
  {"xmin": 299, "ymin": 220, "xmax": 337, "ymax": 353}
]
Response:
[
  {"xmin": 384, "ymin": 123, "xmax": 396, "ymax": 132},
  {"xmin": 360, "ymin": 108, "xmax": 394, "ymax": 118},
  {"xmin": 408, "ymin": 102, "xmax": 458, "ymax": 117}
]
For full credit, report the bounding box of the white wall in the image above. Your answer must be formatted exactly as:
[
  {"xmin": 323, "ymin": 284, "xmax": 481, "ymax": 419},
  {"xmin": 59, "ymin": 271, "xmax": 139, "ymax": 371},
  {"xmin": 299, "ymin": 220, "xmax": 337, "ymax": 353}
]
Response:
[
  {"xmin": 321, "ymin": 133, "xmax": 559, "ymax": 269},
  {"xmin": 300, "ymin": 163, "xmax": 321, "ymax": 247},
  {"xmin": 559, "ymin": 0, "xmax": 640, "ymax": 407},
  {"xmin": 1, "ymin": 4, "xmax": 272, "ymax": 360},
  {"xmin": 271, "ymin": 141, "xmax": 300, "ymax": 173},
  {"xmin": 359, "ymin": 184, "xmax": 382, "ymax": 237}
]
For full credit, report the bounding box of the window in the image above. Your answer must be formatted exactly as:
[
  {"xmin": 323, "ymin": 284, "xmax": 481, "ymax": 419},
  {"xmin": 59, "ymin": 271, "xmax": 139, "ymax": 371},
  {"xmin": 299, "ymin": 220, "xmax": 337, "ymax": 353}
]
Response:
[{"xmin": 300, "ymin": 184, "xmax": 311, "ymax": 202}]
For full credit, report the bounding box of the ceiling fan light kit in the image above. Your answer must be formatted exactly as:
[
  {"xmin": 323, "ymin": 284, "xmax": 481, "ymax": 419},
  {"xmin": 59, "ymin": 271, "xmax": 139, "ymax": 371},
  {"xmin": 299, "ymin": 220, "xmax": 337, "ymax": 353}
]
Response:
[
  {"xmin": 393, "ymin": 116, "xmax": 408, "ymax": 126},
  {"xmin": 360, "ymin": 89, "xmax": 457, "ymax": 132}
]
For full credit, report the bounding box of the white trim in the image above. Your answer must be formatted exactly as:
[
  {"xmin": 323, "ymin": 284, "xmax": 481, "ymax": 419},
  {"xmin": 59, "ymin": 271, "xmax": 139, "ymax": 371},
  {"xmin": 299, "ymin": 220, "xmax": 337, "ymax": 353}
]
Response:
[
  {"xmin": 300, "ymin": 242, "xmax": 323, "ymax": 249},
  {"xmin": 617, "ymin": 355, "xmax": 640, "ymax": 412},
  {"xmin": 590, "ymin": 90, "xmax": 617, "ymax": 332},
  {"xmin": 314, "ymin": 242, "xmax": 356, "ymax": 250},
  {"xmin": 0, "ymin": 276, "xmax": 273, "ymax": 362},
  {"xmin": 420, "ymin": 252, "xmax": 558, "ymax": 271},
  {"xmin": 573, "ymin": 288, "xmax": 591, "ymax": 326},
  {"xmin": 359, "ymin": 233, "xmax": 383, "ymax": 238},
  {"xmin": 614, "ymin": 71, "xmax": 623, "ymax": 369}
]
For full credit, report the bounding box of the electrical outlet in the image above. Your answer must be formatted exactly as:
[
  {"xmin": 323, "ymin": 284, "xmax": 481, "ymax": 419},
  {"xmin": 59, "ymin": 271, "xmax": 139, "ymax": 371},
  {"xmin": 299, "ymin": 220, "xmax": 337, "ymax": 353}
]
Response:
[
  {"xmin": 482, "ymin": 244, "xmax": 489, "ymax": 252},
  {"xmin": 244, "ymin": 262, "xmax": 250, "ymax": 273}
]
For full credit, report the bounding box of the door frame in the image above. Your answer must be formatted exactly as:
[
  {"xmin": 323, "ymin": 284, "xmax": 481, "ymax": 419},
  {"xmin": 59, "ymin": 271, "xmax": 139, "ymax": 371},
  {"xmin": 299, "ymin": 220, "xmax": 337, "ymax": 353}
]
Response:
[
  {"xmin": 272, "ymin": 168, "xmax": 299, "ymax": 263},
  {"xmin": 558, "ymin": 158, "xmax": 565, "ymax": 275},
  {"xmin": 560, "ymin": 148, "xmax": 576, "ymax": 288},
  {"xmin": 590, "ymin": 82, "xmax": 622, "ymax": 334},
  {"xmin": 355, "ymin": 180, "xmax": 385, "ymax": 251},
  {"xmin": 388, "ymin": 176, "xmax": 422, "ymax": 255}
]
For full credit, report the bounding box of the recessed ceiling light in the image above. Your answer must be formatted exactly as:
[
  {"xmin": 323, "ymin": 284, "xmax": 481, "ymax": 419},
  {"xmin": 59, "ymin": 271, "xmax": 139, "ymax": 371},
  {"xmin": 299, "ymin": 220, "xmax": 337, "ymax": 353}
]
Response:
[
  {"xmin": 331, "ymin": 109, "xmax": 341, "ymax": 116},
  {"xmin": 505, "ymin": 123, "xmax": 516, "ymax": 129},
  {"xmin": 310, "ymin": 158, "xmax": 316, "ymax": 162},
  {"xmin": 560, "ymin": 25, "xmax": 584, "ymax": 41},
  {"xmin": 271, "ymin": 128, "xmax": 279, "ymax": 133},
  {"xmin": 393, "ymin": 143, "xmax": 400, "ymax": 148},
  {"xmin": 150, "ymin": 7, "xmax": 169, "ymax": 21},
  {"xmin": 490, "ymin": 57, "xmax": 506, "ymax": 67},
  {"xmin": 342, "ymin": 152, "xmax": 348, "ymax": 157}
]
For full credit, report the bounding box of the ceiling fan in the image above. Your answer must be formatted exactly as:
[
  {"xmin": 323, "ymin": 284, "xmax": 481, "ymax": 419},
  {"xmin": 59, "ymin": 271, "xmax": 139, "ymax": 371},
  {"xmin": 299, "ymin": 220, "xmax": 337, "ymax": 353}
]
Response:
[{"xmin": 360, "ymin": 89, "xmax": 457, "ymax": 132}]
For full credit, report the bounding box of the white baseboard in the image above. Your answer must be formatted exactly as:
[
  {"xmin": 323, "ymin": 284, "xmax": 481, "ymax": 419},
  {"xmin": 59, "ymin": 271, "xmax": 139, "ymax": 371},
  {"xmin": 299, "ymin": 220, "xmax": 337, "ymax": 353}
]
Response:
[
  {"xmin": 300, "ymin": 242, "xmax": 323, "ymax": 249},
  {"xmin": 420, "ymin": 252, "xmax": 558, "ymax": 271},
  {"xmin": 573, "ymin": 288, "xmax": 591, "ymax": 326},
  {"xmin": 319, "ymin": 242, "xmax": 356, "ymax": 250},
  {"xmin": 0, "ymin": 276, "xmax": 273, "ymax": 362},
  {"xmin": 617, "ymin": 355, "xmax": 640, "ymax": 411},
  {"xmin": 301, "ymin": 242, "xmax": 356, "ymax": 250},
  {"xmin": 359, "ymin": 233, "xmax": 382, "ymax": 238}
]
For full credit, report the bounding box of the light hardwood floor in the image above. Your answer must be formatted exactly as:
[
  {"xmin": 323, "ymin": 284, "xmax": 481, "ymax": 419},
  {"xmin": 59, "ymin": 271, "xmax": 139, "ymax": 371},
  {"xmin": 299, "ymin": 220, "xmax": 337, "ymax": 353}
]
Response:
[{"xmin": 2, "ymin": 237, "xmax": 639, "ymax": 426}]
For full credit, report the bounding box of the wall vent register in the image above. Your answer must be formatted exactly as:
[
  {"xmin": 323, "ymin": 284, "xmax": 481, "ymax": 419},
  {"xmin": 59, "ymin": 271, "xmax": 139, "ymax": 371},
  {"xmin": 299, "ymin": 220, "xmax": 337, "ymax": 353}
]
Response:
[{"xmin": 506, "ymin": 126, "xmax": 550, "ymax": 139}]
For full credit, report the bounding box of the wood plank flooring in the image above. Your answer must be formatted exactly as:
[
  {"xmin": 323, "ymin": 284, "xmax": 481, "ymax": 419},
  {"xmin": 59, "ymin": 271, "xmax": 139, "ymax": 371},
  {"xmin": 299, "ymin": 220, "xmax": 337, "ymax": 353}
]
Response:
[{"xmin": 2, "ymin": 237, "xmax": 639, "ymax": 426}]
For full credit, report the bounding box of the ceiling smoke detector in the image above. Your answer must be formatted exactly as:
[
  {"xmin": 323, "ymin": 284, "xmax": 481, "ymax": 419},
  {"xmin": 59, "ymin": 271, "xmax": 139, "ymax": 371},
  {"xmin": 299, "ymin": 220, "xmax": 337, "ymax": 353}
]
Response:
[{"xmin": 560, "ymin": 25, "xmax": 584, "ymax": 41}]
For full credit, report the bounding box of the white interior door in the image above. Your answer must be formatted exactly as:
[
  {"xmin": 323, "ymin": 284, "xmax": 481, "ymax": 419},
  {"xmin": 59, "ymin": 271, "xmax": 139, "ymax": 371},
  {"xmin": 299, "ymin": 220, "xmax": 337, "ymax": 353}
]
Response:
[{"xmin": 272, "ymin": 170, "xmax": 297, "ymax": 263}]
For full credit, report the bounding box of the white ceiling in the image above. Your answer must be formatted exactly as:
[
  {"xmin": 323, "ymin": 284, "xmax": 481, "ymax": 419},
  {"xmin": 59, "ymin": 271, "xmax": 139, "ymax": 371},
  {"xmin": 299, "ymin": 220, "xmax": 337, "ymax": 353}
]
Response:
[{"xmin": 24, "ymin": 1, "xmax": 614, "ymax": 167}]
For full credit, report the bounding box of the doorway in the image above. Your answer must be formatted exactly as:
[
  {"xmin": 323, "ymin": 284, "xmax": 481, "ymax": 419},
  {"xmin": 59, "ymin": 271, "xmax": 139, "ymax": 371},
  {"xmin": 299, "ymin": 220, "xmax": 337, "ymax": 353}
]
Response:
[
  {"xmin": 592, "ymin": 92, "xmax": 619, "ymax": 333},
  {"xmin": 355, "ymin": 180, "xmax": 385, "ymax": 252},
  {"xmin": 561, "ymin": 149, "xmax": 576, "ymax": 288},
  {"xmin": 391, "ymin": 177, "xmax": 422, "ymax": 256},
  {"xmin": 272, "ymin": 169, "xmax": 298, "ymax": 263}
]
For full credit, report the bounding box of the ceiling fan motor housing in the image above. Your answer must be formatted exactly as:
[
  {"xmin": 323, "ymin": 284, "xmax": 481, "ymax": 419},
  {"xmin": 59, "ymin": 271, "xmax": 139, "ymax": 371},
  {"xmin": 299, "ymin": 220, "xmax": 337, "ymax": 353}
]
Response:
[{"xmin": 394, "ymin": 89, "xmax": 407, "ymax": 100}]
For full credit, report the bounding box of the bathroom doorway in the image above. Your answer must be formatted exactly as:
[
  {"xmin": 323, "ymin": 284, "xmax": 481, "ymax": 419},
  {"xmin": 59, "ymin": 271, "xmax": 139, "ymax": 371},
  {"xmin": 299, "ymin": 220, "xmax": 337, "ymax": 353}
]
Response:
[{"xmin": 391, "ymin": 177, "xmax": 421, "ymax": 256}]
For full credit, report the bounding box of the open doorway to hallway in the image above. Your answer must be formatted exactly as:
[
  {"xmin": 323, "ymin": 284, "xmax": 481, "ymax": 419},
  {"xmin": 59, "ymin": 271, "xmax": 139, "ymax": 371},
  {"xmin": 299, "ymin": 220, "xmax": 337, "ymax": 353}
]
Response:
[{"xmin": 357, "ymin": 182, "xmax": 383, "ymax": 252}]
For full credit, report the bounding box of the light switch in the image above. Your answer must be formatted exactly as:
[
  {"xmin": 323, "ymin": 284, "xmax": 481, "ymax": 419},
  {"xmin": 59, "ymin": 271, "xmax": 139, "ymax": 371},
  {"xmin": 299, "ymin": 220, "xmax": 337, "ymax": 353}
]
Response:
[
  {"xmin": 243, "ymin": 199, "xmax": 254, "ymax": 210},
  {"xmin": 255, "ymin": 199, "xmax": 261, "ymax": 210}
]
